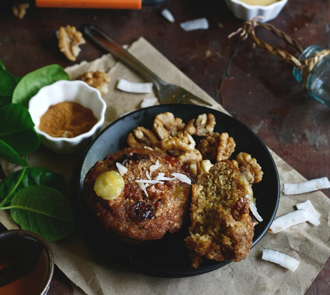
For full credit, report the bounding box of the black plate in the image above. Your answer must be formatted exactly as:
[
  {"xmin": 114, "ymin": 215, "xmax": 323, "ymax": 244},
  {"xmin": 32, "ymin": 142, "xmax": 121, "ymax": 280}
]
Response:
[{"xmin": 71, "ymin": 104, "xmax": 280, "ymax": 277}]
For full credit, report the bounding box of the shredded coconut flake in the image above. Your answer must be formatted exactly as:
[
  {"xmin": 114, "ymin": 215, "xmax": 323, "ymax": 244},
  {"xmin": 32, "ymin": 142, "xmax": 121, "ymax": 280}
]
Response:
[
  {"xmin": 135, "ymin": 179, "xmax": 164, "ymax": 184},
  {"xmin": 149, "ymin": 160, "xmax": 160, "ymax": 175},
  {"xmin": 269, "ymin": 210, "xmax": 309, "ymax": 233},
  {"xmin": 180, "ymin": 18, "xmax": 209, "ymax": 31},
  {"xmin": 117, "ymin": 78, "xmax": 153, "ymax": 93},
  {"xmin": 172, "ymin": 173, "xmax": 191, "ymax": 185},
  {"xmin": 283, "ymin": 177, "xmax": 330, "ymax": 195},
  {"xmin": 262, "ymin": 249, "xmax": 300, "ymax": 272},
  {"xmin": 296, "ymin": 200, "xmax": 321, "ymax": 226},
  {"xmin": 249, "ymin": 200, "xmax": 263, "ymax": 222},
  {"xmin": 154, "ymin": 172, "xmax": 176, "ymax": 181},
  {"xmin": 116, "ymin": 162, "xmax": 128, "ymax": 176},
  {"xmin": 140, "ymin": 97, "xmax": 158, "ymax": 108},
  {"xmin": 161, "ymin": 9, "xmax": 175, "ymax": 23},
  {"xmin": 137, "ymin": 182, "xmax": 149, "ymax": 197}
]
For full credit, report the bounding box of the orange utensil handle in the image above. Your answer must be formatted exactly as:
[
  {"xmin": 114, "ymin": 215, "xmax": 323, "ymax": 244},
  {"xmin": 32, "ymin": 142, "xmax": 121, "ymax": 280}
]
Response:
[{"xmin": 35, "ymin": 0, "xmax": 142, "ymax": 9}]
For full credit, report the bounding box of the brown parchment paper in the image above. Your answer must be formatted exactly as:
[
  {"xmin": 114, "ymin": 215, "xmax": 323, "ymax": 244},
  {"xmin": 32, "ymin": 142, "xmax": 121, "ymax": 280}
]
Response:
[{"xmin": 1, "ymin": 37, "xmax": 330, "ymax": 295}]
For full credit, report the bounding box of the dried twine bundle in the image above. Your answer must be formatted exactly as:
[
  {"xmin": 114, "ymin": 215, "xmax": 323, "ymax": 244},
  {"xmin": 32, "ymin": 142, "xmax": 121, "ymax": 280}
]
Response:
[{"xmin": 229, "ymin": 17, "xmax": 330, "ymax": 87}]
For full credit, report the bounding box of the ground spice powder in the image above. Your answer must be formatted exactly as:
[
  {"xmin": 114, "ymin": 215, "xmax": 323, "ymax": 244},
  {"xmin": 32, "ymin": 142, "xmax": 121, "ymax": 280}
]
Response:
[{"xmin": 39, "ymin": 101, "xmax": 98, "ymax": 138}]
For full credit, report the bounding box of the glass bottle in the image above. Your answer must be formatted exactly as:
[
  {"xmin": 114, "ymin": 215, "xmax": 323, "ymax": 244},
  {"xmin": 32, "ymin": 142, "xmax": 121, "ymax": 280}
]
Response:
[{"xmin": 293, "ymin": 45, "xmax": 330, "ymax": 107}]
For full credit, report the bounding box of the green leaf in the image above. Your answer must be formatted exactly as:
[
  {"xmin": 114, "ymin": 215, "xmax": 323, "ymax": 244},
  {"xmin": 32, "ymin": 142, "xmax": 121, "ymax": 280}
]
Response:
[
  {"xmin": 0, "ymin": 104, "xmax": 40, "ymax": 157},
  {"xmin": 10, "ymin": 185, "xmax": 75, "ymax": 241},
  {"xmin": 12, "ymin": 64, "xmax": 69, "ymax": 107},
  {"xmin": 0, "ymin": 97, "xmax": 12, "ymax": 107},
  {"xmin": 0, "ymin": 167, "xmax": 66, "ymax": 205},
  {"xmin": 0, "ymin": 140, "xmax": 28, "ymax": 167},
  {"xmin": 0, "ymin": 60, "xmax": 21, "ymax": 98}
]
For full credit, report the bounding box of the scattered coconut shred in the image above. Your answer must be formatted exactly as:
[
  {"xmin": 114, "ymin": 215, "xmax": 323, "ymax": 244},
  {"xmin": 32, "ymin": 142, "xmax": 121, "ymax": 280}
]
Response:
[
  {"xmin": 161, "ymin": 9, "xmax": 175, "ymax": 23},
  {"xmin": 269, "ymin": 200, "xmax": 321, "ymax": 233},
  {"xmin": 117, "ymin": 78, "xmax": 153, "ymax": 94},
  {"xmin": 262, "ymin": 249, "xmax": 300, "ymax": 272},
  {"xmin": 116, "ymin": 159, "xmax": 191, "ymax": 198},
  {"xmin": 180, "ymin": 18, "xmax": 209, "ymax": 31},
  {"xmin": 283, "ymin": 177, "xmax": 330, "ymax": 195},
  {"xmin": 140, "ymin": 97, "xmax": 158, "ymax": 108}
]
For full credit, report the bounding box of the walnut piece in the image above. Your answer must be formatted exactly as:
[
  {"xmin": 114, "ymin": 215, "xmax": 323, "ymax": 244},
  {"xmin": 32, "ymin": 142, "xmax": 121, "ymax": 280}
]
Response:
[
  {"xmin": 197, "ymin": 132, "xmax": 221, "ymax": 161},
  {"xmin": 127, "ymin": 127, "xmax": 160, "ymax": 150},
  {"xmin": 161, "ymin": 131, "xmax": 196, "ymax": 152},
  {"xmin": 216, "ymin": 132, "xmax": 236, "ymax": 162},
  {"xmin": 185, "ymin": 113, "xmax": 216, "ymax": 136},
  {"xmin": 236, "ymin": 152, "xmax": 263, "ymax": 184},
  {"xmin": 153, "ymin": 112, "xmax": 185, "ymax": 140},
  {"xmin": 58, "ymin": 25, "xmax": 86, "ymax": 61},
  {"xmin": 12, "ymin": 3, "xmax": 29, "ymax": 20},
  {"xmin": 76, "ymin": 71, "xmax": 110, "ymax": 97},
  {"xmin": 177, "ymin": 149, "xmax": 203, "ymax": 163},
  {"xmin": 200, "ymin": 159, "xmax": 214, "ymax": 174},
  {"xmin": 186, "ymin": 160, "xmax": 201, "ymax": 177}
]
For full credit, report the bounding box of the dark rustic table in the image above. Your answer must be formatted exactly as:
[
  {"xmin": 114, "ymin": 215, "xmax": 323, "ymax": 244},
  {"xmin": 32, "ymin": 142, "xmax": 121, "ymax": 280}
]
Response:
[{"xmin": 1, "ymin": 0, "xmax": 330, "ymax": 294}]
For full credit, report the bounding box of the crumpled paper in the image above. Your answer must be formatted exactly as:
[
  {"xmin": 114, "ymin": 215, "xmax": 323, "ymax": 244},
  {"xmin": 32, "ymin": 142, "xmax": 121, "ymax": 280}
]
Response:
[{"xmin": 1, "ymin": 37, "xmax": 330, "ymax": 295}]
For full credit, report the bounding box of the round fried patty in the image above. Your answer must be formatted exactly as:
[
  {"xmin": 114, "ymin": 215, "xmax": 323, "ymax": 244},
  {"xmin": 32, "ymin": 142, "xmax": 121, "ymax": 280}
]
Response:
[{"xmin": 83, "ymin": 147, "xmax": 192, "ymax": 241}]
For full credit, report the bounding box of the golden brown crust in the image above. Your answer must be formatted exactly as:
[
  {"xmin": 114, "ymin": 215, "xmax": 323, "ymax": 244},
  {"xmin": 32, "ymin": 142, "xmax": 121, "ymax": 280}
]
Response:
[{"xmin": 185, "ymin": 160, "xmax": 254, "ymax": 268}]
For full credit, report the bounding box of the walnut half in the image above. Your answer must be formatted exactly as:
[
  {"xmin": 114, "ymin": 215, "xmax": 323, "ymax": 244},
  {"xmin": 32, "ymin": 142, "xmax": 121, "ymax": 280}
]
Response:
[
  {"xmin": 76, "ymin": 71, "xmax": 110, "ymax": 97},
  {"xmin": 236, "ymin": 152, "xmax": 263, "ymax": 184},
  {"xmin": 58, "ymin": 25, "xmax": 86, "ymax": 61},
  {"xmin": 12, "ymin": 3, "xmax": 29, "ymax": 20},
  {"xmin": 185, "ymin": 113, "xmax": 216, "ymax": 136}
]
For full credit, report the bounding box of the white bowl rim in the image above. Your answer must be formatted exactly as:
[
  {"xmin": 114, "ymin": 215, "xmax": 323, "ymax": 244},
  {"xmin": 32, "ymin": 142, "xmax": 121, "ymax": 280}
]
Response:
[
  {"xmin": 29, "ymin": 80, "xmax": 107, "ymax": 143},
  {"xmin": 229, "ymin": 0, "xmax": 288, "ymax": 10}
]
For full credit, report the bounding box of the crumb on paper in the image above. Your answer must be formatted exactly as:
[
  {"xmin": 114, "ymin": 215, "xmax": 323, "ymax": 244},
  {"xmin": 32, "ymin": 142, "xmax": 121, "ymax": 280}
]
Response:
[
  {"xmin": 76, "ymin": 71, "xmax": 110, "ymax": 97},
  {"xmin": 217, "ymin": 22, "xmax": 224, "ymax": 29},
  {"xmin": 12, "ymin": 3, "xmax": 29, "ymax": 20},
  {"xmin": 58, "ymin": 25, "xmax": 86, "ymax": 62}
]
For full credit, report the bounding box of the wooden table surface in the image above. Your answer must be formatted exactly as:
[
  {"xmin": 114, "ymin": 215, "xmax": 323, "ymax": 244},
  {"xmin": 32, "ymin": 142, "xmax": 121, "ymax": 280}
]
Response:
[{"xmin": 1, "ymin": 0, "xmax": 330, "ymax": 294}]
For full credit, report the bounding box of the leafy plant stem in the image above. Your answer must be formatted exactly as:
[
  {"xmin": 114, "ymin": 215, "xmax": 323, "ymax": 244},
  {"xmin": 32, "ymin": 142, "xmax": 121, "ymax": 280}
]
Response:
[
  {"xmin": 0, "ymin": 205, "xmax": 72, "ymax": 221},
  {"xmin": 0, "ymin": 156, "xmax": 27, "ymax": 207}
]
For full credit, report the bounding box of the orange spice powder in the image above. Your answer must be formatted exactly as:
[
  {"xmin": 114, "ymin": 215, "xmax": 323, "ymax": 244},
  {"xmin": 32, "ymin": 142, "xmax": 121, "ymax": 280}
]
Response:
[{"xmin": 39, "ymin": 101, "xmax": 98, "ymax": 138}]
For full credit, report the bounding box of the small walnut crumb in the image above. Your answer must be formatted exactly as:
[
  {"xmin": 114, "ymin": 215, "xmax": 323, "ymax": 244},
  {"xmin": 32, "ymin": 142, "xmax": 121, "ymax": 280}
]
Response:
[
  {"xmin": 217, "ymin": 132, "xmax": 236, "ymax": 162},
  {"xmin": 12, "ymin": 3, "xmax": 29, "ymax": 20},
  {"xmin": 76, "ymin": 71, "xmax": 110, "ymax": 96},
  {"xmin": 61, "ymin": 130, "xmax": 74, "ymax": 138},
  {"xmin": 58, "ymin": 25, "xmax": 86, "ymax": 61},
  {"xmin": 236, "ymin": 152, "xmax": 263, "ymax": 184},
  {"xmin": 186, "ymin": 160, "xmax": 201, "ymax": 176},
  {"xmin": 200, "ymin": 159, "xmax": 213, "ymax": 174}
]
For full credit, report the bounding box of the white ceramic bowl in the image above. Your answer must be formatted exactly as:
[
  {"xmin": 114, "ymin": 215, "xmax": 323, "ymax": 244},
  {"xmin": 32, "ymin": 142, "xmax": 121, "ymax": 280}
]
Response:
[
  {"xmin": 225, "ymin": 0, "xmax": 288, "ymax": 22},
  {"xmin": 28, "ymin": 80, "xmax": 106, "ymax": 154}
]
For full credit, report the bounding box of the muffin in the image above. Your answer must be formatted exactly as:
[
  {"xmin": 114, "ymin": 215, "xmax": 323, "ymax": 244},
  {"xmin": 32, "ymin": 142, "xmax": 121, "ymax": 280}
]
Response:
[
  {"xmin": 83, "ymin": 147, "xmax": 192, "ymax": 242},
  {"xmin": 185, "ymin": 160, "xmax": 254, "ymax": 268}
]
